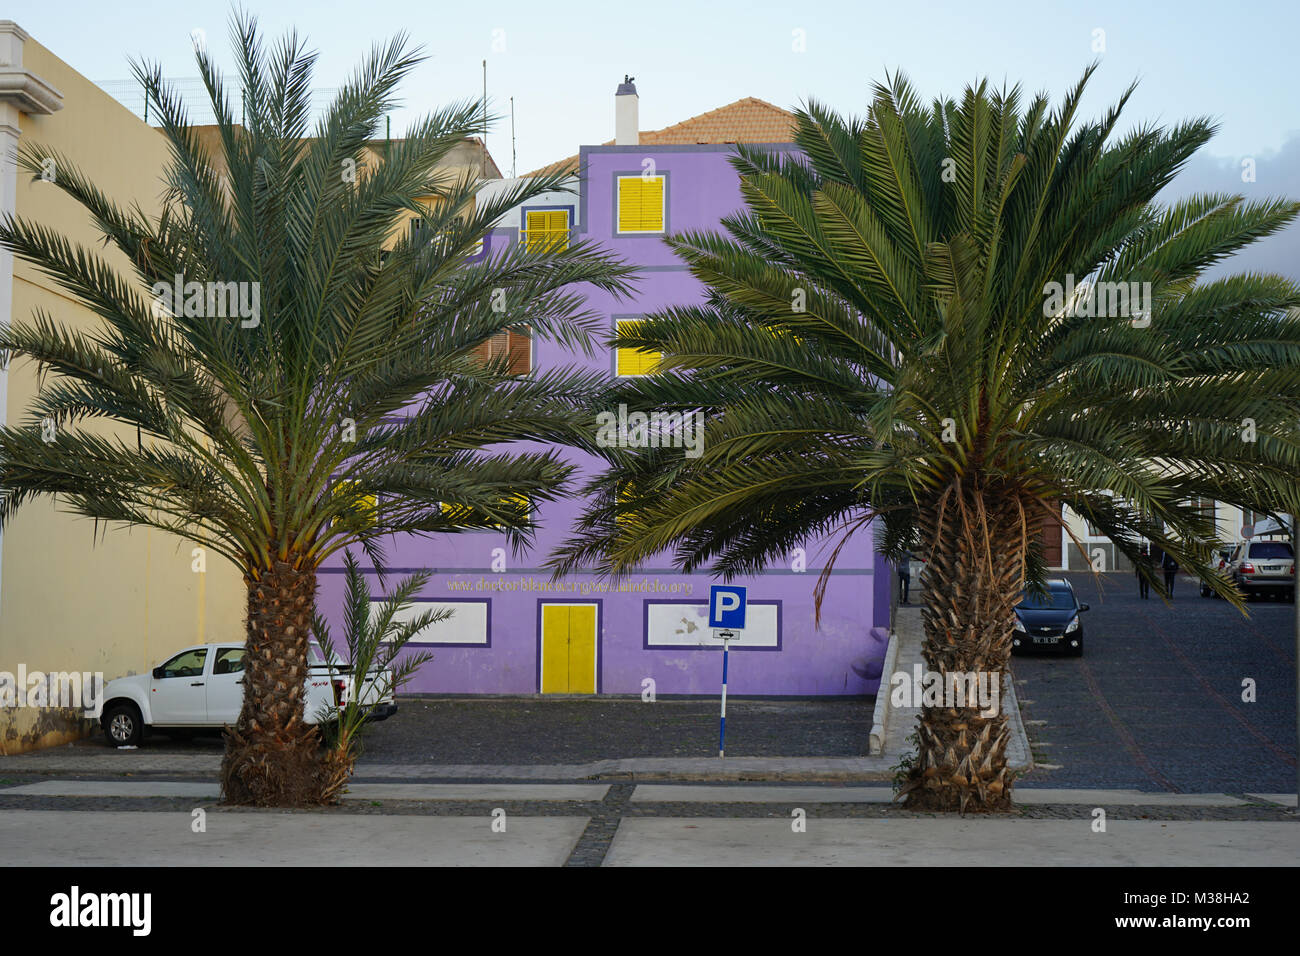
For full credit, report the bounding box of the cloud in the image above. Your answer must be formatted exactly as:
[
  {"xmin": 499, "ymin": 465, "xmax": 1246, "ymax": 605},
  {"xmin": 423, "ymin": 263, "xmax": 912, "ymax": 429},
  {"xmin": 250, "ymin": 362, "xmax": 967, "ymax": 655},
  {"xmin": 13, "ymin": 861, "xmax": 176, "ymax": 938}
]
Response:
[{"xmin": 1161, "ymin": 134, "xmax": 1300, "ymax": 282}]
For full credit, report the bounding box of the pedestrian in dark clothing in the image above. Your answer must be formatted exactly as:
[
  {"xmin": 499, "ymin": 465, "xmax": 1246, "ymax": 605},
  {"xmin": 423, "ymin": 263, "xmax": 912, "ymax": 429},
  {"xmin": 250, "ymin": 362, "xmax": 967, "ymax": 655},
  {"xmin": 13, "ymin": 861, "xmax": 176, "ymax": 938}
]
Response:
[
  {"xmin": 1136, "ymin": 545, "xmax": 1152, "ymax": 599},
  {"xmin": 1161, "ymin": 551, "xmax": 1179, "ymax": 597},
  {"xmin": 898, "ymin": 553, "xmax": 912, "ymax": 604}
]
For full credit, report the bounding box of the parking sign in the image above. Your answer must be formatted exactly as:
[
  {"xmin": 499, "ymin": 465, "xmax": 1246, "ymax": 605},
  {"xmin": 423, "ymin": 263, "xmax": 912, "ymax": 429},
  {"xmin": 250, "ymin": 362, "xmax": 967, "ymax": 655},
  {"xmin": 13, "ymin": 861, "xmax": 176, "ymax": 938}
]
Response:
[{"xmin": 708, "ymin": 585, "xmax": 747, "ymax": 629}]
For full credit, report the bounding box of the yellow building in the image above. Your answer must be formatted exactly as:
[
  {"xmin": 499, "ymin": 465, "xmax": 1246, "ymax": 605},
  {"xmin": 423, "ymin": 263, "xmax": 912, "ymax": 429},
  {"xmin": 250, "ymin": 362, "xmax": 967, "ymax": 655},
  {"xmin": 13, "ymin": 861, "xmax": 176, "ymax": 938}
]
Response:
[
  {"xmin": 0, "ymin": 21, "xmax": 500, "ymax": 753},
  {"xmin": 0, "ymin": 22, "xmax": 247, "ymax": 753}
]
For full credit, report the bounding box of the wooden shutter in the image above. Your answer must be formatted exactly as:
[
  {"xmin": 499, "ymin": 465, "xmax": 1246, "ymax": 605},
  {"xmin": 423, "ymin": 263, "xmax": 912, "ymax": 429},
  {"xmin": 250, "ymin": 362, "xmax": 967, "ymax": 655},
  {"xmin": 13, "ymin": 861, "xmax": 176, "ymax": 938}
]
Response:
[
  {"xmin": 506, "ymin": 331, "xmax": 531, "ymax": 374},
  {"xmin": 472, "ymin": 331, "xmax": 509, "ymax": 366},
  {"xmin": 471, "ymin": 330, "xmax": 530, "ymax": 374},
  {"xmin": 1037, "ymin": 502, "xmax": 1064, "ymax": 567},
  {"xmin": 617, "ymin": 177, "xmax": 664, "ymax": 232}
]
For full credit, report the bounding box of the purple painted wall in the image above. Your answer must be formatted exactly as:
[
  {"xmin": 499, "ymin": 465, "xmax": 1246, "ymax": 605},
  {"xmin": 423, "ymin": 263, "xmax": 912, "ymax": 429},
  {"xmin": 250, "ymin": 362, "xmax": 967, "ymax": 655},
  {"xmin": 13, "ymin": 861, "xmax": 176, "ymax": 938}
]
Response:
[{"xmin": 318, "ymin": 143, "xmax": 889, "ymax": 696}]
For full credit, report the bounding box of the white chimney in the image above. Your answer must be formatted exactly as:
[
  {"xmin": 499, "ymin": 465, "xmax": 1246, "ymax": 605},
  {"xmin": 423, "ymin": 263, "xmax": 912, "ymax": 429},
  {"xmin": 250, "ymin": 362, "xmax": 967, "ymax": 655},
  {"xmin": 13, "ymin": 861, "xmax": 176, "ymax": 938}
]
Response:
[{"xmin": 615, "ymin": 75, "xmax": 638, "ymax": 146}]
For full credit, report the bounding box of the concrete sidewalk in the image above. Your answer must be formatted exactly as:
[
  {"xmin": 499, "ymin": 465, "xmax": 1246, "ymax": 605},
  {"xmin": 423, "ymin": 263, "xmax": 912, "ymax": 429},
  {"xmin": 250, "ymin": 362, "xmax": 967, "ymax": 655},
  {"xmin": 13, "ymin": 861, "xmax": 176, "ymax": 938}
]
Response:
[
  {"xmin": 0, "ymin": 810, "xmax": 587, "ymax": 866},
  {"xmin": 1, "ymin": 807, "xmax": 1295, "ymax": 866},
  {"xmin": 0, "ymin": 778, "xmax": 1279, "ymax": 807},
  {"xmin": 603, "ymin": 818, "xmax": 1300, "ymax": 866}
]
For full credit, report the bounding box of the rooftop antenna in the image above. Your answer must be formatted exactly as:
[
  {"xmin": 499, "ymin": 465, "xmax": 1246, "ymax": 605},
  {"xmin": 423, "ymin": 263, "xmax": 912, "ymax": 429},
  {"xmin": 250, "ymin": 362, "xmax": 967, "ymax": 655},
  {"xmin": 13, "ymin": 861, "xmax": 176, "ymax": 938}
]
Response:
[{"xmin": 510, "ymin": 96, "xmax": 517, "ymax": 178}]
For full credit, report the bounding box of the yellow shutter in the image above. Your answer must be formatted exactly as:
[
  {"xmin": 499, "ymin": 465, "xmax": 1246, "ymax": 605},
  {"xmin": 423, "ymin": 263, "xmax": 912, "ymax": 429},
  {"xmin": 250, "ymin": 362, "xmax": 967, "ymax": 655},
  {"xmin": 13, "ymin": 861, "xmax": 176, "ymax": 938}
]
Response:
[
  {"xmin": 525, "ymin": 209, "xmax": 569, "ymax": 252},
  {"xmin": 440, "ymin": 495, "xmax": 529, "ymax": 528},
  {"xmin": 616, "ymin": 319, "xmax": 662, "ymax": 376},
  {"xmin": 335, "ymin": 481, "xmax": 377, "ymax": 527},
  {"xmin": 546, "ymin": 210, "xmax": 568, "ymax": 249},
  {"xmin": 617, "ymin": 177, "xmax": 664, "ymax": 233},
  {"xmin": 615, "ymin": 482, "xmax": 633, "ymax": 527}
]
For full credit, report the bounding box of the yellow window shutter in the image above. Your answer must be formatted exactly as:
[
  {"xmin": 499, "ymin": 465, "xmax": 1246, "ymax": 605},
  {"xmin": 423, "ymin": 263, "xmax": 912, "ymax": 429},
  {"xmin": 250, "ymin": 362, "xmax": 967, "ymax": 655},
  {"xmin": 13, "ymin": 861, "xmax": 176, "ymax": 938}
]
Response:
[
  {"xmin": 493, "ymin": 493, "xmax": 531, "ymax": 529},
  {"xmin": 525, "ymin": 209, "xmax": 569, "ymax": 252},
  {"xmin": 335, "ymin": 481, "xmax": 378, "ymax": 527},
  {"xmin": 545, "ymin": 210, "xmax": 568, "ymax": 250},
  {"xmin": 615, "ymin": 482, "xmax": 634, "ymax": 527},
  {"xmin": 618, "ymin": 177, "xmax": 664, "ymax": 232},
  {"xmin": 615, "ymin": 319, "xmax": 662, "ymax": 376}
]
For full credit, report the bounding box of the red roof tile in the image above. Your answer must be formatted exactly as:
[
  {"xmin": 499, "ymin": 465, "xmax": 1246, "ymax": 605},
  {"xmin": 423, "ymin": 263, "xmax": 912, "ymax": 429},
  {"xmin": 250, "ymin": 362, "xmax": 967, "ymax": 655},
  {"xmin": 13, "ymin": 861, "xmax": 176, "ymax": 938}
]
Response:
[{"xmin": 524, "ymin": 97, "xmax": 797, "ymax": 178}]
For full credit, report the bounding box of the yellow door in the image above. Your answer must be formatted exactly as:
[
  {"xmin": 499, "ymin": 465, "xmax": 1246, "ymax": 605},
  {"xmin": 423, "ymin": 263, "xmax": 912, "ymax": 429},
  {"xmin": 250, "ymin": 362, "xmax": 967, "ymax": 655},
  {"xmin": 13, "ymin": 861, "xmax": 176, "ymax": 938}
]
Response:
[
  {"xmin": 567, "ymin": 605, "xmax": 596, "ymax": 694},
  {"xmin": 541, "ymin": 604, "xmax": 597, "ymax": 693},
  {"xmin": 541, "ymin": 605, "xmax": 569, "ymax": 693}
]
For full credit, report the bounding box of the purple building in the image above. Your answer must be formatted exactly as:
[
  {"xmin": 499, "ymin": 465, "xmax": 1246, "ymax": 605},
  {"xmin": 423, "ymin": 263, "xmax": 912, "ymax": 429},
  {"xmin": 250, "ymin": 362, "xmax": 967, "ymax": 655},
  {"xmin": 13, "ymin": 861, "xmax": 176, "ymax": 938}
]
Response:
[{"xmin": 317, "ymin": 85, "xmax": 890, "ymax": 696}]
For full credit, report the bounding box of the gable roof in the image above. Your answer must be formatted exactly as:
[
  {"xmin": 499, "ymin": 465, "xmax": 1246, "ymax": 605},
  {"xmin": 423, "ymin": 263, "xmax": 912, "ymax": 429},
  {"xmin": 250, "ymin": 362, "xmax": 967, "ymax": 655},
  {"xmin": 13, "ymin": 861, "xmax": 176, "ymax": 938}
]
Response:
[{"xmin": 524, "ymin": 96, "xmax": 797, "ymax": 178}]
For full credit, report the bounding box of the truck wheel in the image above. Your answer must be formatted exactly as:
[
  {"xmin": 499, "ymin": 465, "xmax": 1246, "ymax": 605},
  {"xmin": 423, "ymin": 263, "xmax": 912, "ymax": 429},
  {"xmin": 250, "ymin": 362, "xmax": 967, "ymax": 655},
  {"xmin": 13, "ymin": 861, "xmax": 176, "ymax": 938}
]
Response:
[{"xmin": 103, "ymin": 704, "xmax": 143, "ymax": 747}]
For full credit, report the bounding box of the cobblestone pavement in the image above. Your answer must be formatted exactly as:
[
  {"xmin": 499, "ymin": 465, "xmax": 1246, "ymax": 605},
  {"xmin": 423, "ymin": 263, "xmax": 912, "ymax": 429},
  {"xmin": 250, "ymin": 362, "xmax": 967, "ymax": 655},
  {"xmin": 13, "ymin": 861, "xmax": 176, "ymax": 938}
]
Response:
[
  {"xmin": 18, "ymin": 696, "xmax": 875, "ymax": 765},
  {"xmin": 1014, "ymin": 572, "xmax": 1298, "ymax": 793},
  {"xmin": 359, "ymin": 697, "xmax": 875, "ymax": 763}
]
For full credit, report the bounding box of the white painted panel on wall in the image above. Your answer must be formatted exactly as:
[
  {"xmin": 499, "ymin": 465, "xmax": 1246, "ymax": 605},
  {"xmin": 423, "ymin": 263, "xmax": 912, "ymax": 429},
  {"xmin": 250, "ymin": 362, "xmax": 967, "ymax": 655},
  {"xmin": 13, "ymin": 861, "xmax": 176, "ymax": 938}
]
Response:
[
  {"xmin": 375, "ymin": 600, "xmax": 490, "ymax": 645},
  {"xmin": 645, "ymin": 602, "xmax": 778, "ymax": 648}
]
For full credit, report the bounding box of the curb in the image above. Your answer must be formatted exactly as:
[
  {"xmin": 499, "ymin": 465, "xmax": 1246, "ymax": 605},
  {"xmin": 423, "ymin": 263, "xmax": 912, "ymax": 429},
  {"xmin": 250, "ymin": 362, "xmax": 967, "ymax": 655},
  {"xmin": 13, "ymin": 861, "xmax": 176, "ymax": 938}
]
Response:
[
  {"xmin": 1003, "ymin": 669, "xmax": 1033, "ymax": 773},
  {"xmin": 868, "ymin": 629, "xmax": 900, "ymax": 755}
]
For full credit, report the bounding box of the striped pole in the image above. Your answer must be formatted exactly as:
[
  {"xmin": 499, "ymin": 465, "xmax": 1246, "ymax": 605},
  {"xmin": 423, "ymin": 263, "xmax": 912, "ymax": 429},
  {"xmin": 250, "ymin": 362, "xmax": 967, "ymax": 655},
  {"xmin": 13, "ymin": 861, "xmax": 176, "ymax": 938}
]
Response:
[{"xmin": 718, "ymin": 631, "xmax": 731, "ymax": 758}]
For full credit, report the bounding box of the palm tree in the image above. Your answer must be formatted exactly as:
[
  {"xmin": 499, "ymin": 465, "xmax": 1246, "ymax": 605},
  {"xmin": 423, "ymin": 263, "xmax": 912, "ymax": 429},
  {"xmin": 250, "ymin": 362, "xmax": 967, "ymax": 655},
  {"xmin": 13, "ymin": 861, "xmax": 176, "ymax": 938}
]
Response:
[
  {"xmin": 0, "ymin": 15, "xmax": 633, "ymax": 806},
  {"xmin": 312, "ymin": 550, "xmax": 438, "ymax": 801},
  {"xmin": 549, "ymin": 69, "xmax": 1300, "ymax": 811}
]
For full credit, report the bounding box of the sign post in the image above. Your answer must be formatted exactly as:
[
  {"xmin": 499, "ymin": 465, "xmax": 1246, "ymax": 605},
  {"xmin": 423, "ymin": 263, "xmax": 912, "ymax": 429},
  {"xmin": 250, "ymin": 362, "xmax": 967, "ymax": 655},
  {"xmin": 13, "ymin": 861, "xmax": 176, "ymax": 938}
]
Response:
[
  {"xmin": 717, "ymin": 629, "xmax": 735, "ymax": 757},
  {"xmin": 708, "ymin": 586, "xmax": 747, "ymax": 758}
]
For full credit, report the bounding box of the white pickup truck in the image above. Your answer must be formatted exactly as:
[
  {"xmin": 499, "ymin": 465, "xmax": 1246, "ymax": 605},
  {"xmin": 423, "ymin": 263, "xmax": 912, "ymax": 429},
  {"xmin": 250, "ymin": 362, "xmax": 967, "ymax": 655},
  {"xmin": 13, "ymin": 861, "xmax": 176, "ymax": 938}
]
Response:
[{"xmin": 99, "ymin": 641, "xmax": 396, "ymax": 747}]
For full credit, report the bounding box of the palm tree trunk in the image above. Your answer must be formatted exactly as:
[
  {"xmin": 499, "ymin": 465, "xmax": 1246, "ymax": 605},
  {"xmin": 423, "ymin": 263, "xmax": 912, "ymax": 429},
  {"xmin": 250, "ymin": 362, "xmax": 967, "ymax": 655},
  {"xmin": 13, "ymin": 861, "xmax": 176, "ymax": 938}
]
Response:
[
  {"xmin": 900, "ymin": 479, "xmax": 1027, "ymax": 812},
  {"xmin": 220, "ymin": 558, "xmax": 328, "ymax": 806}
]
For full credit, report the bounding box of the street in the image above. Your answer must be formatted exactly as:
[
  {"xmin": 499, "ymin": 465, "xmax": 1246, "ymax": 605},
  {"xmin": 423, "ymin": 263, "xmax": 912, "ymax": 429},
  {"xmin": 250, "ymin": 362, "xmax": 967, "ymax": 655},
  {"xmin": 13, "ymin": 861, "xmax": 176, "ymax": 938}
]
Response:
[{"xmin": 1014, "ymin": 573, "xmax": 1298, "ymax": 792}]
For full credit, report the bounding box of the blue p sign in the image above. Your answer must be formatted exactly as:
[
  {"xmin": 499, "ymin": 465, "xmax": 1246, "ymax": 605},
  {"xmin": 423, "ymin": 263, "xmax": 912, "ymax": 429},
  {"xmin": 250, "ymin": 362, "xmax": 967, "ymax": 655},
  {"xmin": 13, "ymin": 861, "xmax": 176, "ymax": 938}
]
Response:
[{"xmin": 709, "ymin": 585, "xmax": 747, "ymax": 629}]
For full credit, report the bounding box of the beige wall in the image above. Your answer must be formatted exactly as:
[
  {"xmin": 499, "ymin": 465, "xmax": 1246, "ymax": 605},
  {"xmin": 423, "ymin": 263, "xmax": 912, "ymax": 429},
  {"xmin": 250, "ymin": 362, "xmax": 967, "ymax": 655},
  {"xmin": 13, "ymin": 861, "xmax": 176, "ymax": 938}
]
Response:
[
  {"xmin": 1, "ymin": 40, "xmax": 503, "ymax": 754},
  {"xmin": 0, "ymin": 37, "xmax": 245, "ymax": 753}
]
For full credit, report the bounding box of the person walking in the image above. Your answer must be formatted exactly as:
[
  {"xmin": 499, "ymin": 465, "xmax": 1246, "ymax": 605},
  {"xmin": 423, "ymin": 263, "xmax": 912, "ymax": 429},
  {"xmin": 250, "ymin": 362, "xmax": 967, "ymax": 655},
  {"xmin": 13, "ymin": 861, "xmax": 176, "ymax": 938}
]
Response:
[
  {"xmin": 1161, "ymin": 550, "xmax": 1180, "ymax": 598},
  {"xmin": 1136, "ymin": 544, "xmax": 1152, "ymax": 599},
  {"xmin": 898, "ymin": 552, "xmax": 912, "ymax": 604}
]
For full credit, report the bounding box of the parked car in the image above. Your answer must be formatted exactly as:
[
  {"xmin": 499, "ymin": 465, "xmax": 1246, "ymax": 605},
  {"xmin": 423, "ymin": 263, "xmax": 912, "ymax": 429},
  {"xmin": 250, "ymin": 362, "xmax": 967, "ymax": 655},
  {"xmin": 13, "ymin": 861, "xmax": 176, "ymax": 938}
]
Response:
[
  {"xmin": 1226, "ymin": 539, "xmax": 1295, "ymax": 601},
  {"xmin": 99, "ymin": 641, "xmax": 396, "ymax": 747},
  {"xmin": 1199, "ymin": 548, "xmax": 1234, "ymax": 598},
  {"xmin": 309, "ymin": 640, "xmax": 399, "ymax": 720},
  {"xmin": 1011, "ymin": 578, "xmax": 1089, "ymax": 656}
]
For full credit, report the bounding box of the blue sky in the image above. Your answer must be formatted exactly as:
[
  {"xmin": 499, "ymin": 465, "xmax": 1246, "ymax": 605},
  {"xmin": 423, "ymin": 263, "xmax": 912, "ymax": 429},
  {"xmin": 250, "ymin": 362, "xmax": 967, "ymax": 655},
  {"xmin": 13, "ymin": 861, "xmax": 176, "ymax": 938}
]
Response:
[{"xmin": 18, "ymin": 0, "xmax": 1300, "ymax": 272}]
